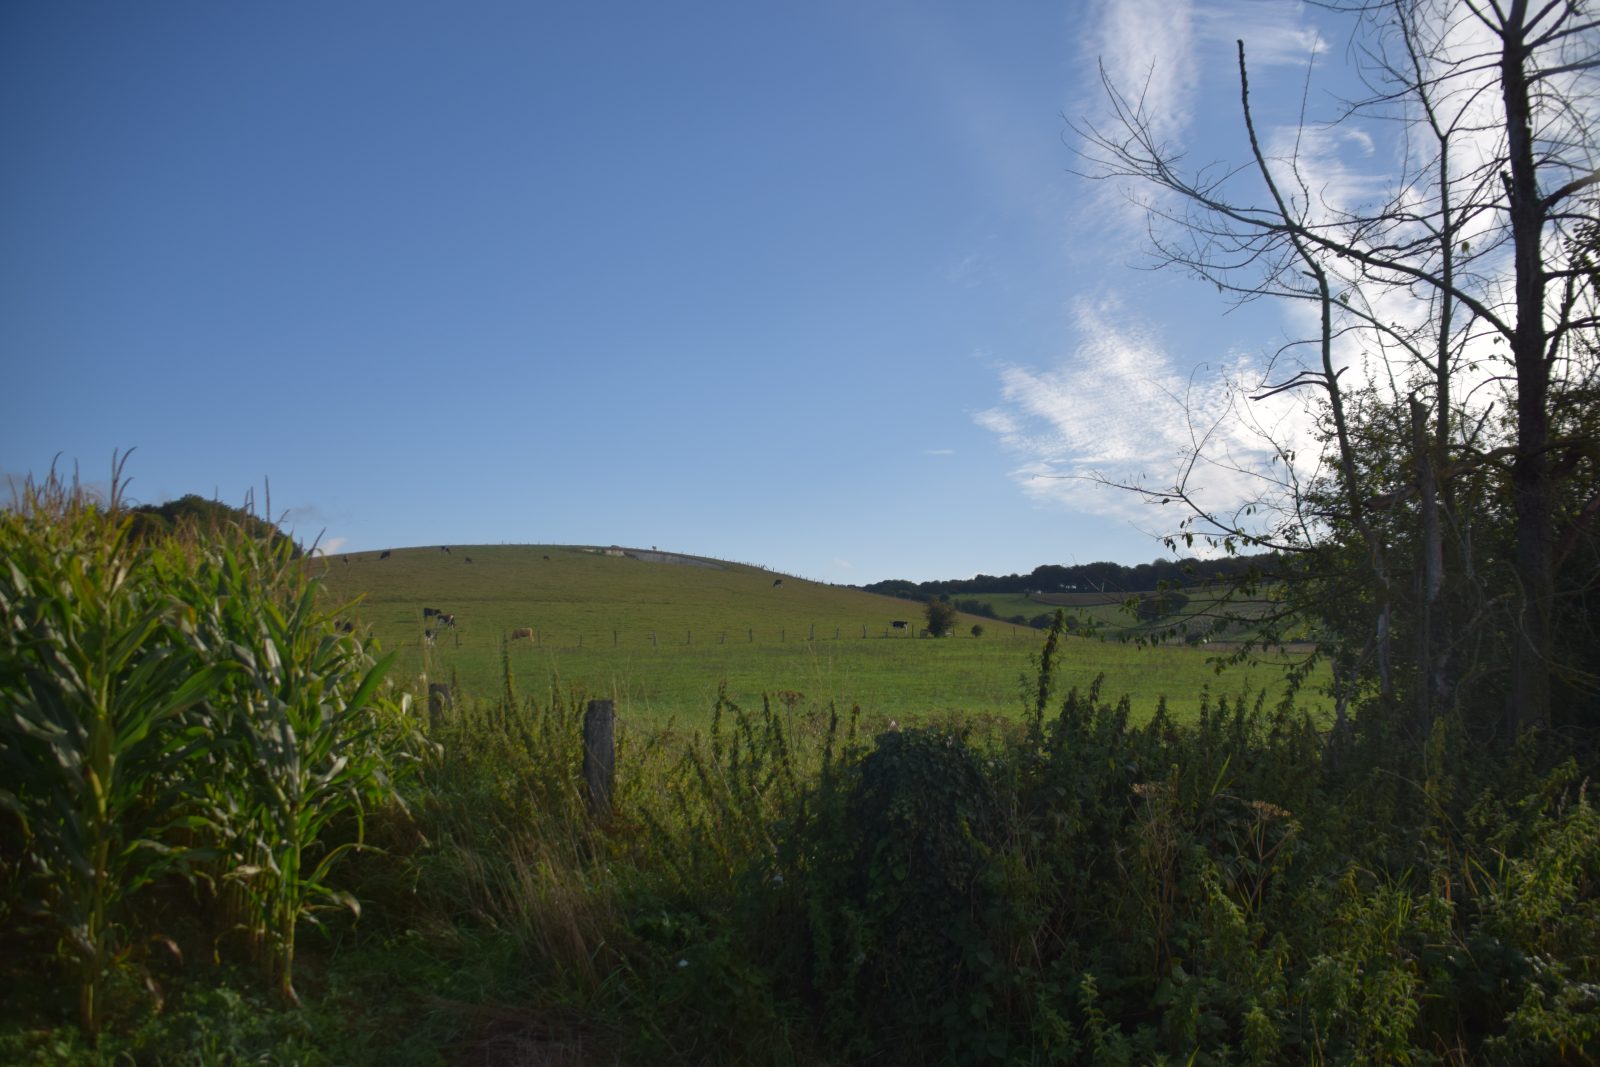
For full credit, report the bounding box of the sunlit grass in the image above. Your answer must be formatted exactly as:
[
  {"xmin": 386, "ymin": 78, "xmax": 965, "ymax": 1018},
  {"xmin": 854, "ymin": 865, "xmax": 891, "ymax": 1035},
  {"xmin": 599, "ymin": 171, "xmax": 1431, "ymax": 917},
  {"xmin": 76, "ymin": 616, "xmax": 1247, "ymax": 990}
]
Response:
[{"xmin": 314, "ymin": 544, "xmax": 1329, "ymax": 724}]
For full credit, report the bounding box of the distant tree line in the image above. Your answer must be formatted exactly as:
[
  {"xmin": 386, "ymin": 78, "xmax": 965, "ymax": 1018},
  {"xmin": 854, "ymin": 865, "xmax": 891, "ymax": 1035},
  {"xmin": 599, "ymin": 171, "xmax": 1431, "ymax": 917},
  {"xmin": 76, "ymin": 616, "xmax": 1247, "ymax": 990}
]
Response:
[
  {"xmin": 859, "ymin": 553, "xmax": 1273, "ymax": 601},
  {"xmin": 127, "ymin": 494, "xmax": 301, "ymax": 558}
]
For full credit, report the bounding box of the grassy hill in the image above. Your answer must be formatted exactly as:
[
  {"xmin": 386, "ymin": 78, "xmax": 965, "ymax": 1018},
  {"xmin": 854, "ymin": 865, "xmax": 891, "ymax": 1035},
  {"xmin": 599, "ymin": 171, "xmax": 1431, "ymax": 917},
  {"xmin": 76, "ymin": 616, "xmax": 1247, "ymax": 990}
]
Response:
[{"xmin": 312, "ymin": 544, "xmax": 1327, "ymax": 726}]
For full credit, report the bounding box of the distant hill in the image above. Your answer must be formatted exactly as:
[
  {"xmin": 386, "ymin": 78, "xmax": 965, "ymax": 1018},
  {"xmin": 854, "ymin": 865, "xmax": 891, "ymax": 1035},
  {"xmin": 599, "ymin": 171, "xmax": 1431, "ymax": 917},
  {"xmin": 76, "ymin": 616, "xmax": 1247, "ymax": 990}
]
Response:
[{"xmin": 307, "ymin": 543, "xmax": 1319, "ymax": 724}]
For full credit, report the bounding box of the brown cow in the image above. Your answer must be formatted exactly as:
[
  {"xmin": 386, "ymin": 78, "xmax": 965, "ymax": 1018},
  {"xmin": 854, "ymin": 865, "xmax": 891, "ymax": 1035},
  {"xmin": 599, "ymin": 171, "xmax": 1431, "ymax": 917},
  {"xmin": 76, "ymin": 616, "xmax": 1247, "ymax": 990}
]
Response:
[{"xmin": 510, "ymin": 627, "xmax": 534, "ymax": 640}]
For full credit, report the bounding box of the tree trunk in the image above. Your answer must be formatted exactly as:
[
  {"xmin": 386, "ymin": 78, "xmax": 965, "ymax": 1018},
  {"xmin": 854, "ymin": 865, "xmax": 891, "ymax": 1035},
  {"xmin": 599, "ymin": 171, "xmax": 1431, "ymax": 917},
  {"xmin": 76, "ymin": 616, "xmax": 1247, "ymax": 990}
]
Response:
[{"xmin": 1500, "ymin": 1, "xmax": 1554, "ymax": 733}]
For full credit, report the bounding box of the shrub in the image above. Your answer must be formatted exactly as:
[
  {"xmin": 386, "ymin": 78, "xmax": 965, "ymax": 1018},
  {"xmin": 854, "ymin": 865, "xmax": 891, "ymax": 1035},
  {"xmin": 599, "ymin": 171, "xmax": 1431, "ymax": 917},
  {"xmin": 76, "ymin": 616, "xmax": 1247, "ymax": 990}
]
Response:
[{"xmin": 924, "ymin": 598, "xmax": 958, "ymax": 637}]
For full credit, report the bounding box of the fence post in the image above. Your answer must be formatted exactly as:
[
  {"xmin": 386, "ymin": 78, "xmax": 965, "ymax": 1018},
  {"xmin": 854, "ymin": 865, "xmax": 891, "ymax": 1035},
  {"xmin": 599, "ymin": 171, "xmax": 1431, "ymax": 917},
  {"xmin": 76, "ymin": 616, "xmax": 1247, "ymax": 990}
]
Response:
[
  {"xmin": 583, "ymin": 699, "xmax": 616, "ymax": 821},
  {"xmin": 427, "ymin": 683, "xmax": 452, "ymax": 733}
]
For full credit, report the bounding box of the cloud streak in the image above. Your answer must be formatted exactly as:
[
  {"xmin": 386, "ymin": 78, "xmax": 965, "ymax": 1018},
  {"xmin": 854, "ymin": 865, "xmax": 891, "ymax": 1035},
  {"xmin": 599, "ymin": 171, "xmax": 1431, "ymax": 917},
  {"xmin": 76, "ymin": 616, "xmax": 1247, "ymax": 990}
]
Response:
[{"xmin": 975, "ymin": 298, "xmax": 1320, "ymax": 543}]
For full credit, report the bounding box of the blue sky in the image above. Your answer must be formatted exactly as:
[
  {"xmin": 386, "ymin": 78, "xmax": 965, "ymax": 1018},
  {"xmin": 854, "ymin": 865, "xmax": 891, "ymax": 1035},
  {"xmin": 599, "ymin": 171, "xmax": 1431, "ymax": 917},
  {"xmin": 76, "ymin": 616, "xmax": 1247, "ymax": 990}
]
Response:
[{"xmin": 3, "ymin": 1, "xmax": 1351, "ymax": 583}]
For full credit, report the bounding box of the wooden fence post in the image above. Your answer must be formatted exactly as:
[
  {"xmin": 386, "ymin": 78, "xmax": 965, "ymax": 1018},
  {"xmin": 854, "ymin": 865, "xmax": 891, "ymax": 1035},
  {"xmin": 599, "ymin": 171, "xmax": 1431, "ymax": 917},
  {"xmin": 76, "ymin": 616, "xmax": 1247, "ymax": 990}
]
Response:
[
  {"xmin": 428, "ymin": 683, "xmax": 452, "ymax": 733},
  {"xmin": 583, "ymin": 699, "xmax": 615, "ymax": 821}
]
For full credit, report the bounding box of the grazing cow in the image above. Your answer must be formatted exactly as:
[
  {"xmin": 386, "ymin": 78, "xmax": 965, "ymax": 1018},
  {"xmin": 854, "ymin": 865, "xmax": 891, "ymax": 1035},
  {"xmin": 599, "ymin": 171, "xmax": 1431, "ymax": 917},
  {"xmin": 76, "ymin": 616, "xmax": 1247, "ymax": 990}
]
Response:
[
  {"xmin": 464, "ymin": 556, "xmax": 473, "ymax": 564},
  {"xmin": 439, "ymin": 613, "xmax": 456, "ymax": 627},
  {"xmin": 543, "ymin": 554, "xmax": 551, "ymax": 560},
  {"xmin": 772, "ymin": 578, "xmax": 784, "ymax": 587},
  {"xmin": 423, "ymin": 607, "xmax": 441, "ymax": 619},
  {"xmin": 891, "ymin": 620, "xmax": 909, "ymax": 630},
  {"xmin": 379, "ymin": 550, "xmax": 392, "ymax": 560},
  {"xmin": 342, "ymin": 556, "xmax": 349, "ymax": 565},
  {"xmin": 510, "ymin": 627, "xmax": 533, "ymax": 640},
  {"xmin": 423, "ymin": 629, "xmax": 435, "ymax": 645},
  {"xmin": 440, "ymin": 545, "xmax": 451, "ymax": 554}
]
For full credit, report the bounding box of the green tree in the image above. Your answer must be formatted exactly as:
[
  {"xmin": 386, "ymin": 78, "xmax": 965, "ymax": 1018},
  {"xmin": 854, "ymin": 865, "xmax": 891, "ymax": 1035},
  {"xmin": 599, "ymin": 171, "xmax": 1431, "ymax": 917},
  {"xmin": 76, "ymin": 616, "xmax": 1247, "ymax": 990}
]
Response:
[
  {"xmin": 1075, "ymin": 0, "xmax": 1599, "ymax": 741},
  {"xmin": 924, "ymin": 598, "xmax": 958, "ymax": 637}
]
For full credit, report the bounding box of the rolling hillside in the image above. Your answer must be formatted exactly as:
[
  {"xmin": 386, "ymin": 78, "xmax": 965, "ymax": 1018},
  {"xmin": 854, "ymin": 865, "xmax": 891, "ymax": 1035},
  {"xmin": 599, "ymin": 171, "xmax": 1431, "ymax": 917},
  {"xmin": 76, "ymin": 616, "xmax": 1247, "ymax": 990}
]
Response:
[{"xmin": 312, "ymin": 544, "xmax": 1326, "ymax": 726}]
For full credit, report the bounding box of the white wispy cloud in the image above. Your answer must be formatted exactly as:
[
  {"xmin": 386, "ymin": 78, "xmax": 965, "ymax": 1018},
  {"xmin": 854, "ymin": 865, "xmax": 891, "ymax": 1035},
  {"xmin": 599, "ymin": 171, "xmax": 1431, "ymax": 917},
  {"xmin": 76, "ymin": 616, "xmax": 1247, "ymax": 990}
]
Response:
[
  {"xmin": 311, "ymin": 537, "xmax": 348, "ymax": 557},
  {"xmin": 923, "ymin": 448, "xmax": 956, "ymax": 456},
  {"xmin": 1075, "ymin": 2, "xmax": 1328, "ymax": 245},
  {"xmin": 975, "ymin": 297, "xmax": 1320, "ymax": 542},
  {"xmin": 1093, "ymin": 0, "xmax": 1198, "ymax": 145},
  {"xmin": 1194, "ymin": 2, "xmax": 1325, "ymax": 68}
]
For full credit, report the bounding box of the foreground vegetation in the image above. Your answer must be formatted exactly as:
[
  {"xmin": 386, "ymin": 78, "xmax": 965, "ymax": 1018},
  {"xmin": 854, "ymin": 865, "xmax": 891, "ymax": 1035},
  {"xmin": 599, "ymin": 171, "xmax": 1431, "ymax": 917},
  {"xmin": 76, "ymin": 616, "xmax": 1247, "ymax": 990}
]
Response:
[{"xmin": 3, "ymin": 478, "xmax": 1597, "ymax": 1064}]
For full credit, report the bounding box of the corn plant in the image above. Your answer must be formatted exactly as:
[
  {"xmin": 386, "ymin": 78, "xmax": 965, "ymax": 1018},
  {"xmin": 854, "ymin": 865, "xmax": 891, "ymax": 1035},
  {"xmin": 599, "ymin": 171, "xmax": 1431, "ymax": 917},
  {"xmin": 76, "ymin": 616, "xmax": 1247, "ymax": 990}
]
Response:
[
  {"xmin": 170, "ymin": 529, "xmax": 421, "ymax": 1004},
  {"xmin": 0, "ymin": 473, "xmax": 226, "ymax": 1037}
]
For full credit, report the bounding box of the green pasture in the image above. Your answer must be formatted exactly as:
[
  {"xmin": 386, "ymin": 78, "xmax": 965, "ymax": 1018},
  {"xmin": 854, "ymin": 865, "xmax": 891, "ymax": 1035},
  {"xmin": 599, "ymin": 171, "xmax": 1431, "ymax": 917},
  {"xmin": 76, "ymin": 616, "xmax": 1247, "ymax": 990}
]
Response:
[
  {"xmin": 313, "ymin": 545, "xmax": 1328, "ymax": 725},
  {"xmin": 976, "ymin": 588, "xmax": 1288, "ymax": 642}
]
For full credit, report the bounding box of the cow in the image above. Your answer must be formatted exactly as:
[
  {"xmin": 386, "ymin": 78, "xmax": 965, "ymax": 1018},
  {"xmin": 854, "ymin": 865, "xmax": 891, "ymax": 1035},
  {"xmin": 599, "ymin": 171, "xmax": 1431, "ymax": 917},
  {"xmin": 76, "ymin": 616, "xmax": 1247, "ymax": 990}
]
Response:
[
  {"xmin": 379, "ymin": 550, "xmax": 392, "ymax": 560},
  {"xmin": 464, "ymin": 556, "xmax": 473, "ymax": 564},
  {"xmin": 423, "ymin": 607, "xmax": 441, "ymax": 620},
  {"xmin": 342, "ymin": 556, "xmax": 349, "ymax": 565},
  {"xmin": 336, "ymin": 620, "xmax": 355, "ymax": 633},
  {"xmin": 543, "ymin": 554, "xmax": 551, "ymax": 560},
  {"xmin": 438, "ymin": 613, "xmax": 456, "ymax": 628},
  {"xmin": 439, "ymin": 546, "xmax": 451, "ymax": 554},
  {"xmin": 772, "ymin": 578, "xmax": 784, "ymax": 587},
  {"xmin": 891, "ymin": 620, "xmax": 909, "ymax": 630},
  {"xmin": 510, "ymin": 627, "xmax": 534, "ymax": 640},
  {"xmin": 423, "ymin": 629, "xmax": 435, "ymax": 645}
]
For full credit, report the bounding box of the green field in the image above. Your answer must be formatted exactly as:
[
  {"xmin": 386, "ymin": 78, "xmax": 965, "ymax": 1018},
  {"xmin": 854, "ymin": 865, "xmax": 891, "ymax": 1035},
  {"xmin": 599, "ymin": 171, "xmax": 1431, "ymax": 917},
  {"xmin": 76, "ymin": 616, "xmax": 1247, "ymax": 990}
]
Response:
[
  {"xmin": 314, "ymin": 544, "xmax": 1328, "ymax": 726},
  {"xmin": 970, "ymin": 588, "xmax": 1293, "ymax": 644}
]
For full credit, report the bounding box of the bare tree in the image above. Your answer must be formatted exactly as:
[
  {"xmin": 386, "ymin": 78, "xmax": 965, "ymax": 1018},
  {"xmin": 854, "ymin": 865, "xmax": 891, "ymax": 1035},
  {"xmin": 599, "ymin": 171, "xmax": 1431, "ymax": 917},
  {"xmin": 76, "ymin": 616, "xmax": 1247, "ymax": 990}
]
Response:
[{"xmin": 1072, "ymin": 0, "xmax": 1599, "ymax": 738}]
